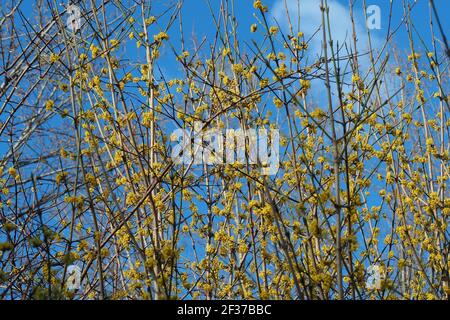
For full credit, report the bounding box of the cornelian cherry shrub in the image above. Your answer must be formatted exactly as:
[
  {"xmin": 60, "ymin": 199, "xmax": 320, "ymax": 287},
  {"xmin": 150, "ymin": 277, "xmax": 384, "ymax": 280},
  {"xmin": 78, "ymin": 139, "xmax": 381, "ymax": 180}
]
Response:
[{"xmin": 0, "ymin": 0, "xmax": 448, "ymax": 300}]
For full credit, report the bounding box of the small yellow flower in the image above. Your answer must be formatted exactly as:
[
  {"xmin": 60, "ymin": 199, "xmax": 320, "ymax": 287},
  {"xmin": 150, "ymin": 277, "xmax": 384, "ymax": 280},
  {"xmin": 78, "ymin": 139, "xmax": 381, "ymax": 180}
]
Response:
[
  {"xmin": 264, "ymin": 52, "xmax": 275, "ymax": 61},
  {"xmin": 232, "ymin": 63, "xmax": 244, "ymax": 74},
  {"xmin": 260, "ymin": 78, "xmax": 269, "ymax": 88},
  {"xmin": 110, "ymin": 39, "xmax": 119, "ymax": 48},
  {"xmin": 142, "ymin": 111, "xmax": 155, "ymax": 127},
  {"xmin": 269, "ymin": 26, "xmax": 278, "ymax": 35},
  {"xmin": 154, "ymin": 32, "xmax": 169, "ymax": 42},
  {"xmin": 56, "ymin": 172, "xmax": 68, "ymax": 185},
  {"xmin": 310, "ymin": 108, "xmax": 327, "ymax": 119},
  {"xmin": 352, "ymin": 74, "xmax": 361, "ymax": 83},
  {"xmin": 90, "ymin": 44, "xmax": 100, "ymax": 58},
  {"xmin": 299, "ymin": 41, "xmax": 308, "ymax": 50},
  {"xmin": 49, "ymin": 53, "xmax": 59, "ymax": 63},
  {"xmin": 273, "ymin": 97, "xmax": 283, "ymax": 108},
  {"xmin": 300, "ymin": 79, "xmax": 311, "ymax": 89},
  {"xmin": 145, "ymin": 16, "xmax": 156, "ymax": 26},
  {"xmin": 45, "ymin": 100, "xmax": 54, "ymax": 111},
  {"xmin": 253, "ymin": 0, "xmax": 264, "ymax": 10},
  {"xmin": 8, "ymin": 167, "xmax": 16, "ymax": 176},
  {"xmin": 79, "ymin": 53, "xmax": 88, "ymax": 62}
]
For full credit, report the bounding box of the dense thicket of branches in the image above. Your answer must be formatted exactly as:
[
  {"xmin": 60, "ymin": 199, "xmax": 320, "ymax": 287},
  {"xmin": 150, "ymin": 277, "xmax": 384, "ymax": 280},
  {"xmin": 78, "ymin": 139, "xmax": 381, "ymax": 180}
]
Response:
[{"xmin": 0, "ymin": 0, "xmax": 448, "ymax": 300}]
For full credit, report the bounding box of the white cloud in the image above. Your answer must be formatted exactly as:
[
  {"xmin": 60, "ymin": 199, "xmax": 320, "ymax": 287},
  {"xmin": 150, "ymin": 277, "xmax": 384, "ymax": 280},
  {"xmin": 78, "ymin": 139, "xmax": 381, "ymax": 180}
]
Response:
[
  {"xmin": 270, "ymin": 0, "xmax": 385, "ymax": 108},
  {"xmin": 271, "ymin": 0, "xmax": 382, "ymax": 66}
]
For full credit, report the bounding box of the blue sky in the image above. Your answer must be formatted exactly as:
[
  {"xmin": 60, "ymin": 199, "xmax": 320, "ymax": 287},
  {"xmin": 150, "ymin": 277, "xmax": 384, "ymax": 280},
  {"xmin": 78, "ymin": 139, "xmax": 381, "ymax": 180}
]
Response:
[
  {"xmin": 167, "ymin": 0, "xmax": 450, "ymax": 58},
  {"xmin": 149, "ymin": 0, "xmax": 450, "ymax": 111},
  {"xmin": 1, "ymin": 0, "xmax": 448, "ymax": 298}
]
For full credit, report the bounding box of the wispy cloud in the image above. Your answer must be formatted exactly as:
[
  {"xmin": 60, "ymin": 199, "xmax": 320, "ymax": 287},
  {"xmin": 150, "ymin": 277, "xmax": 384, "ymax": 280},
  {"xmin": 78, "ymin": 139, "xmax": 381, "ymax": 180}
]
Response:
[
  {"xmin": 271, "ymin": 0, "xmax": 382, "ymax": 67},
  {"xmin": 270, "ymin": 0, "xmax": 385, "ymax": 108}
]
